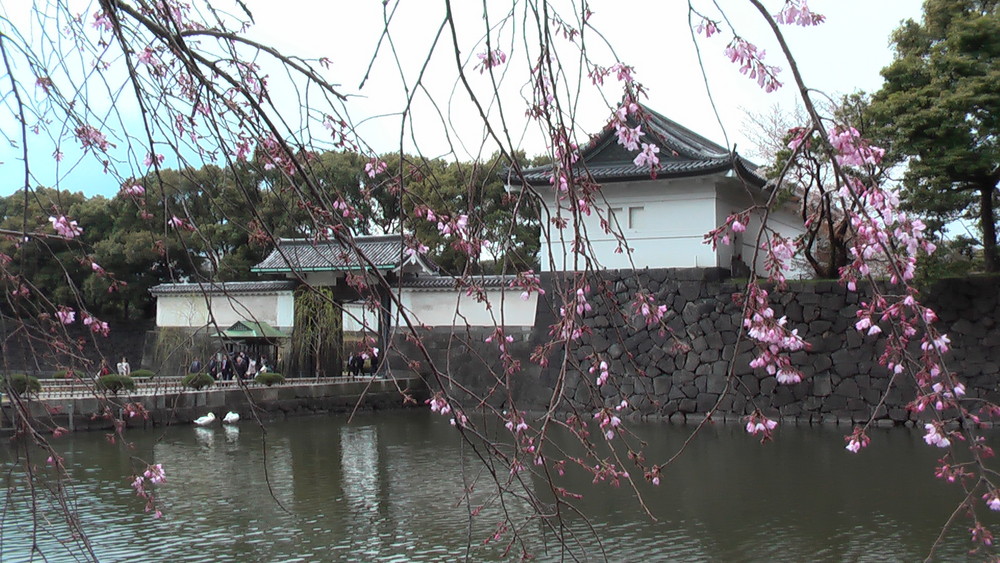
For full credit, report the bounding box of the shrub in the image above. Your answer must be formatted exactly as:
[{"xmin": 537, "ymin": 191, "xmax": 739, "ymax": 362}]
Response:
[
  {"xmin": 131, "ymin": 369, "xmax": 155, "ymax": 380},
  {"xmin": 182, "ymin": 372, "xmax": 215, "ymax": 390},
  {"xmin": 96, "ymin": 374, "xmax": 136, "ymax": 395},
  {"xmin": 5, "ymin": 374, "xmax": 42, "ymax": 395},
  {"xmin": 53, "ymin": 370, "xmax": 71, "ymax": 379},
  {"xmin": 254, "ymin": 372, "xmax": 285, "ymax": 387}
]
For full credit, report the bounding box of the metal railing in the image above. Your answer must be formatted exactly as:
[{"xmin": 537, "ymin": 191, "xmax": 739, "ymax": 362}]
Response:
[{"xmin": 25, "ymin": 374, "xmax": 404, "ymax": 400}]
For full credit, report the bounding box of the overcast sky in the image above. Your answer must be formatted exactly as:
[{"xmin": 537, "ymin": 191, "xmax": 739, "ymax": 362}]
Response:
[{"xmin": 0, "ymin": 1, "xmax": 924, "ymax": 198}]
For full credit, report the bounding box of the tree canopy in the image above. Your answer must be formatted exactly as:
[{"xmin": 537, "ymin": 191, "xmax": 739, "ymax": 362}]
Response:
[
  {"xmin": 872, "ymin": 0, "xmax": 1000, "ymax": 271},
  {"xmin": 0, "ymin": 151, "xmax": 540, "ymax": 320}
]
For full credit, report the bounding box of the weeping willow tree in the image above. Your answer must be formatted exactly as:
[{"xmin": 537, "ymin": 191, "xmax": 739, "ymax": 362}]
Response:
[{"xmin": 289, "ymin": 287, "xmax": 343, "ymax": 378}]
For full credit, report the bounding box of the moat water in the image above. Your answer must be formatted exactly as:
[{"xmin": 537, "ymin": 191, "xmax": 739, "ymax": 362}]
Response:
[{"xmin": 1, "ymin": 410, "xmax": 993, "ymax": 561}]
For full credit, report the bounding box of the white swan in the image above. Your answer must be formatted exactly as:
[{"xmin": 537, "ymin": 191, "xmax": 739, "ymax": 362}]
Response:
[
  {"xmin": 193, "ymin": 412, "xmax": 216, "ymax": 426},
  {"xmin": 223, "ymin": 411, "xmax": 240, "ymax": 424}
]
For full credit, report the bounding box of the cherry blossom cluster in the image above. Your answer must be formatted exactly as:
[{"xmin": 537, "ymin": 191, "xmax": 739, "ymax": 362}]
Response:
[
  {"xmin": 49, "ymin": 215, "xmax": 83, "ymax": 239},
  {"xmin": 121, "ymin": 184, "xmax": 145, "ymax": 197},
  {"xmin": 594, "ymin": 409, "xmax": 622, "ymax": 440},
  {"xmin": 504, "ymin": 414, "xmax": 529, "ymax": 435},
  {"xmin": 82, "ymin": 313, "xmax": 110, "ymax": 337},
  {"xmin": 611, "ymin": 100, "xmax": 642, "ymax": 151},
  {"xmin": 259, "ymin": 134, "xmax": 298, "ymax": 175},
  {"xmin": 844, "ymin": 427, "xmax": 870, "ymax": 453},
  {"xmin": 74, "ymin": 125, "xmax": 111, "ymax": 152},
  {"xmin": 485, "ymin": 327, "xmax": 515, "ymax": 354},
  {"xmin": 761, "ymin": 234, "xmax": 798, "ymax": 286},
  {"xmin": 475, "ymin": 48, "xmax": 507, "ymax": 73},
  {"xmin": 508, "ymin": 270, "xmax": 545, "ymax": 301},
  {"xmin": 984, "ymin": 491, "xmax": 1000, "ymax": 512},
  {"xmin": 144, "ymin": 151, "xmax": 165, "ymax": 168},
  {"xmin": 364, "ymin": 158, "xmax": 387, "ymax": 178},
  {"xmin": 631, "ymin": 291, "xmax": 668, "ymax": 328},
  {"xmin": 123, "ymin": 403, "xmax": 150, "ymax": 419},
  {"xmin": 828, "ymin": 126, "xmax": 885, "ymax": 168},
  {"xmin": 740, "ymin": 284, "xmax": 807, "ymax": 385},
  {"xmin": 723, "ymin": 39, "xmax": 782, "ymax": 92},
  {"xmin": 786, "ymin": 126, "xmax": 813, "ymax": 151},
  {"xmin": 588, "ymin": 359, "xmax": 609, "ymax": 386},
  {"xmin": 331, "ymin": 198, "xmax": 362, "ymax": 220},
  {"xmin": 923, "ymin": 422, "xmax": 953, "ymax": 449},
  {"xmin": 167, "ymin": 215, "xmax": 195, "ymax": 232},
  {"xmin": 704, "ymin": 212, "xmax": 749, "ymax": 250},
  {"xmin": 744, "ymin": 411, "xmax": 778, "ymax": 442},
  {"xmin": 55, "ymin": 306, "xmax": 75, "ymax": 325},
  {"xmin": 633, "ymin": 143, "xmax": 660, "ymax": 172},
  {"xmin": 774, "ymin": 1, "xmax": 826, "ymax": 27},
  {"xmin": 696, "ymin": 18, "xmax": 719, "ymax": 38},
  {"xmin": 131, "ymin": 463, "xmax": 166, "ymax": 519},
  {"xmin": 403, "ymin": 235, "xmax": 429, "ymax": 258}
]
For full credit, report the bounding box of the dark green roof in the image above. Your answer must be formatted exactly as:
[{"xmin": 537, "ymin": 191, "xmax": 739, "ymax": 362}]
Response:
[{"xmin": 217, "ymin": 321, "xmax": 289, "ymax": 339}]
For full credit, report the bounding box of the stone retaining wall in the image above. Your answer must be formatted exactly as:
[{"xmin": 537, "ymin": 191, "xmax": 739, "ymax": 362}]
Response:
[{"xmin": 392, "ymin": 269, "xmax": 1000, "ymax": 426}]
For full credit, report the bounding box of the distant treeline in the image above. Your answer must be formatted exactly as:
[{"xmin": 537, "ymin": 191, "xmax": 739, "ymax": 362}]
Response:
[{"xmin": 0, "ymin": 150, "xmax": 540, "ymax": 321}]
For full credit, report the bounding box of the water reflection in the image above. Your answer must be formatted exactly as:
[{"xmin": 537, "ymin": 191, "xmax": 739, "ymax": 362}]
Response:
[
  {"xmin": 223, "ymin": 424, "xmax": 240, "ymax": 443},
  {"xmin": 0, "ymin": 412, "xmax": 995, "ymax": 562}
]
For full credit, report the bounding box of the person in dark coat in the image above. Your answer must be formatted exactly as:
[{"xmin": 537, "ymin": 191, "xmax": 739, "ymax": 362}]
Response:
[
  {"xmin": 349, "ymin": 353, "xmax": 364, "ymax": 377},
  {"xmin": 346, "ymin": 353, "xmax": 357, "ymax": 377},
  {"xmin": 220, "ymin": 356, "xmax": 234, "ymax": 381},
  {"xmin": 235, "ymin": 354, "xmax": 248, "ymax": 380}
]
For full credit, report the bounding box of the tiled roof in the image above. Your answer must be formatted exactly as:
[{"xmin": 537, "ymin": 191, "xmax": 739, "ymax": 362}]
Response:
[
  {"xmin": 252, "ymin": 234, "xmax": 435, "ymax": 274},
  {"xmin": 516, "ymin": 103, "xmax": 766, "ymax": 187},
  {"xmin": 149, "ymin": 280, "xmax": 297, "ymax": 295},
  {"xmin": 400, "ymin": 274, "xmax": 516, "ymax": 289},
  {"xmin": 218, "ymin": 321, "xmax": 289, "ymax": 339}
]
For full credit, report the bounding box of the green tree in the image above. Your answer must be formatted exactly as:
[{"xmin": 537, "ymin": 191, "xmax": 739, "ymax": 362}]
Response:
[{"xmin": 872, "ymin": 0, "xmax": 1000, "ymax": 271}]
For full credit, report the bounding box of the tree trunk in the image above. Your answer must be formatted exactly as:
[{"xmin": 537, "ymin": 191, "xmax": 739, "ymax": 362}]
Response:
[{"xmin": 981, "ymin": 183, "xmax": 998, "ymax": 273}]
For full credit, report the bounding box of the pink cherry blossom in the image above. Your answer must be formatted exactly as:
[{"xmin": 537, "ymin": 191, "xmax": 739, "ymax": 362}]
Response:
[
  {"xmin": 696, "ymin": 18, "xmax": 719, "ymax": 38},
  {"xmin": 74, "ymin": 125, "xmax": 110, "ymax": 152},
  {"xmin": 143, "ymin": 464, "xmax": 167, "ymax": 484},
  {"xmin": 984, "ymin": 492, "xmax": 1000, "ymax": 511},
  {"xmin": 633, "ymin": 143, "xmax": 660, "ymax": 169},
  {"xmin": 144, "ymin": 152, "xmax": 165, "ymax": 167},
  {"xmin": 122, "ymin": 184, "xmax": 145, "ymax": 197},
  {"xmin": 364, "ymin": 158, "xmax": 387, "ymax": 178},
  {"xmin": 167, "ymin": 216, "xmax": 195, "ymax": 231},
  {"xmin": 55, "ymin": 307, "xmax": 75, "ymax": 325},
  {"xmin": 92, "ymin": 11, "xmax": 114, "ymax": 31},
  {"xmin": 775, "ymin": 1, "xmax": 826, "ymax": 27},
  {"xmin": 49, "ymin": 215, "xmax": 83, "ymax": 238},
  {"xmin": 724, "ymin": 38, "xmax": 782, "ymax": 92},
  {"xmin": 923, "ymin": 423, "xmax": 951, "ymax": 448},
  {"xmin": 475, "ymin": 48, "xmax": 507, "ymax": 73}
]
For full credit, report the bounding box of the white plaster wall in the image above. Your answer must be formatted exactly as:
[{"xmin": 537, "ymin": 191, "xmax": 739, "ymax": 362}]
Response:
[
  {"xmin": 393, "ymin": 288, "xmax": 538, "ymax": 328},
  {"xmin": 342, "ymin": 301, "xmax": 378, "ymax": 333},
  {"xmin": 540, "ymin": 178, "xmax": 720, "ymax": 271},
  {"xmin": 715, "ymin": 180, "xmax": 809, "ymax": 278},
  {"xmin": 156, "ymin": 292, "xmax": 294, "ymax": 329}
]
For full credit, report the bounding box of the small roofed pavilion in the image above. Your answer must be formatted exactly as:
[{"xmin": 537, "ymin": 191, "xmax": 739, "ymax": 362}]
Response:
[
  {"xmin": 214, "ymin": 320, "xmax": 289, "ymax": 367},
  {"xmin": 252, "ymin": 234, "xmax": 438, "ymax": 375}
]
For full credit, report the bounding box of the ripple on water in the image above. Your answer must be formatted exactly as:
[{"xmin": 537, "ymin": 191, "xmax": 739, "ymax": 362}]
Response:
[{"xmin": 1, "ymin": 413, "xmax": 990, "ymax": 562}]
